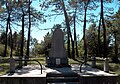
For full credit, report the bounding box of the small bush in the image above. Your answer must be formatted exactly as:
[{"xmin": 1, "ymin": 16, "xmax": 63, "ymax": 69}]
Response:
[
  {"xmin": 109, "ymin": 63, "xmax": 120, "ymax": 71},
  {"xmin": 0, "ymin": 44, "xmax": 5, "ymax": 56},
  {"xmin": 0, "ymin": 44, "xmax": 10, "ymax": 56}
]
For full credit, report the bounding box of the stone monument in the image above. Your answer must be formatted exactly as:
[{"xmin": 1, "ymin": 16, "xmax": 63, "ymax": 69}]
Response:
[
  {"xmin": 46, "ymin": 28, "xmax": 69, "ymax": 67},
  {"xmin": 10, "ymin": 57, "xmax": 15, "ymax": 73},
  {"xmin": 104, "ymin": 58, "xmax": 109, "ymax": 72}
]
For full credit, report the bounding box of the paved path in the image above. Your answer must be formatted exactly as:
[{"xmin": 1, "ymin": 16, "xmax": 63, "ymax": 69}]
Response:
[
  {"xmin": 1, "ymin": 65, "xmax": 46, "ymax": 77},
  {"xmin": 45, "ymin": 64, "xmax": 117, "ymax": 76},
  {"xmin": 1, "ymin": 64, "xmax": 117, "ymax": 77}
]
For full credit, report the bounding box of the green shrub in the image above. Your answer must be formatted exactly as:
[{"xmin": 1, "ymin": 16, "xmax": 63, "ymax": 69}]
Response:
[
  {"xmin": 6, "ymin": 47, "xmax": 10, "ymax": 56},
  {"xmin": 109, "ymin": 63, "xmax": 120, "ymax": 71},
  {"xmin": 0, "ymin": 44, "xmax": 10, "ymax": 56},
  {"xmin": 0, "ymin": 44, "xmax": 5, "ymax": 56}
]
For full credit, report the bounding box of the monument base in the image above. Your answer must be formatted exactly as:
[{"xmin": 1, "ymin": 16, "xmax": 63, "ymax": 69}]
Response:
[{"xmin": 46, "ymin": 57, "xmax": 70, "ymax": 68}]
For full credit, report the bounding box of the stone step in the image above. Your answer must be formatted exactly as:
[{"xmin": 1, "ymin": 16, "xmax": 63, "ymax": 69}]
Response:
[
  {"xmin": 47, "ymin": 72, "xmax": 79, "ymax": 83},
  {"xmin": 47, "ymin": 72, "xmax": 78, "ymax": 77},
  {"xmin": 47, "ymin": 77, "xmax": 79, "ymax": 83},
  {"xmin": 47, "ymin": 82, "xmax": 78, "ymax": 84},
  {"xmin": 47, "ymin": 82, "xmax": 79, "ymax": 84}
]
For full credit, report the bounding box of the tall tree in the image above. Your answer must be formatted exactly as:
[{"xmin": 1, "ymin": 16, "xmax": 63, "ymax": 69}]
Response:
[
  {"xmin": 86, "ymin": 23, "xmax": 97, "ymax": 67},
  {"xmin": 24, "ymin": 0, "xmax": 31, "ymax": 66},
  {"xmin": 98, "ymin": 14, "xmax": 101, "ymax": 57},
  {"xmin": 4, "ymin": 0, "xmax": 11, "ymax": 57},
  {"xmin": 71, "ymin": 0, "xmax": 79, "ymax": 58},
  {"xmin": 61, "ymin": 0, "xmax": 75, "ymax": 59},
  {"xmin": 101, "ymin": 0, "xmax": 107, "ymax": 58},
  {"xmin": 107, "ymin": 9, "xmax": 120, "ymax": 62},
  {"xmin": 19, "ymin": 8, "xmax": 25, "ymax": 68},
  {"xmin": 13, "ymin": 31, "xmax": 17, "ymax": 50},
  {"xmin": 9, "ymin": 22, "xmax": 13, "ymax": 58},
  {"xmin": 83, "ymin": 0, "xmax": 90, "ymax": 63},
  {"xmin": 114, "ymin": 31, "xmax": 119, "ymax": 62},
  {"xmin": 112, "ymin": 9, "xmax": 120, "ymax": 63},
  {"xmin": 73, "ymin": 13, "xmax": 79, "ymax": 58}
]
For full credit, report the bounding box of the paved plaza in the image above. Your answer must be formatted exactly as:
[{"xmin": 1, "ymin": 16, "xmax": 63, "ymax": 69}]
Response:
[{"xmin": 1, "ymin": 64, "xmax": 117, "ymax": 77}]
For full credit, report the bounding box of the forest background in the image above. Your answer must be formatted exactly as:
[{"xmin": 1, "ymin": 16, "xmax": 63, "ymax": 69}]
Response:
[{"xmin": 0, "ymin": 0, "xmax": 120, "ymax": 74}]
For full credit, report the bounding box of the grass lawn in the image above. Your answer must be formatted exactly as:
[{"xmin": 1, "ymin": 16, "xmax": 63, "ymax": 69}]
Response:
[
  {"xmin": 0, "ymin": 63, "xmax": 9, "ymax": 75},
  {"xmin": 28, "ymin": 57, "xmax": 46, "ymax": 65},
  {"xmin": 28, "ymin": 57, "xmax": 80, "ymax": 65},
  {"xmin": 0, "ymin": 57, "xmax": 80, "ymax": 75},
  {"xmin": 0, "ymin": 57, "xmax": 10, "ymax": 75},
  {"xmin": 0, "ymin": 56, "xmax": 120, "ymax": 76},
  {"xmin": 87, "ymin": 59, "xmax": 120, "ymax": 75}
]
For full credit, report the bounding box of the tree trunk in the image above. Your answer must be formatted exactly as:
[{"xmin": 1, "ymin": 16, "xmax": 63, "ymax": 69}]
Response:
[
  {"xmin": 4, "ymin": 4, "xmax": 10, "ymax": 57},
  {"xmin": 71, "ymin": 36, "xmax": 75, "ymax": 59},
  {"xmin": 73, "ymin": 14, "xmax": 79, "ymax": 58},
  {"xmin": 113, "ymin": 32, "xmax": 119, "ymax": 63},
  {"xmin": 83, "ymin": 6, "xmax": 87, "ymax": 63},
  {"xmin": 13, "ymin": 32, "xmax": 17, "ymax": 51},
  {"xmin": 4, "ymin": 16, "xmax": 9, "ymax": 57},
  {"xmin": 19, "ymin": 9, "xmax": 25, "ymax": 68},
  {"xmin": 68, "ymin": 25, "xmax": 75, "ymax": 59},
  {"xmin": 24, "ymin": 0, "xmax": 31, "ymax": 66},
  {"xmin": 8, "ymin": 22, "xmax": 13, "ymax": 58},
  {"xmin": 101, "ymin": 0, "xmax": 107, "ymax": 58},
  {"xmin": 115, "ymin": 32, "xmax": 118, "ymax": 59},
  {"xmin": 98, "ymin": 15, "xmax": 101, "ymax": 57},
  {"xmin": 61, "ymin": 0, "xmax": 71, "ymax": 58}
]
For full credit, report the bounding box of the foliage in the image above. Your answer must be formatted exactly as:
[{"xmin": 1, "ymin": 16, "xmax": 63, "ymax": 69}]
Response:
[
  {"xmin": 0, "ymin": 63, "xmax": 9, "ymax": 75},
  {"xmin": 0, "ymin": 44, "xmax": 5, "ymax": 56},
  {"xmin": 78, "ymin": 39, "xmax": 84, "ymax": 57},
  {"xmin": 0, "ymin": 0, "xmax": 120, "ymax": 67},
  {"xmin": 0, "ymin": 30, "xmax": 39, "ymax": 57},
  {"xmin": 95, "ymin": 62, "xmax": 120, "ymax": 75},
  {"xmin": 86, "ymin": 24, "xmax": 98, "ymax": 56},
  {"xmin": 68, "ymin": 58, "xmax": 79, "ymax": 64},
  {"xmin": 105, "ymin": 9, "xmax": 120, "ymax": 62},
  {"xmin": 0, "ymin": 31, "xmax": 6, "ymax": 44},
  {"xmin": 32, "ymin": 31, "xmax": 52, "ymax": 56},
  {"xmin": 0, "ymin": 44, "xmax": 10, "ymax": 56},
  {"xmin": 32, "ymin": 24, "xmax": 66, "ymax": 56}
]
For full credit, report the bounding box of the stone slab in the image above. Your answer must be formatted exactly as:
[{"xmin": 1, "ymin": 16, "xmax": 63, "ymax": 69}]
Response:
[
  {"xmin": 1, "ymin": 65, "xmax": 118, "ymax": 77},
  {"xmin": 0, "ymin": 65, "xmax": 118, "ymax": 84},
  {"xmin": 10, "ymin": 57, "xmax": 15, "ymax": 73},
  {"xmin": 1, "ymin": 65, "xmax": 46, "ymax": 77}
]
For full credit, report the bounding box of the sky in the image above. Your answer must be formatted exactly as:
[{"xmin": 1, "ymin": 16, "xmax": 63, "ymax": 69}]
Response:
[
  {"xmin": 26, "ymin": 0, "xmax": 119, "ymax": 43},
  {"xmin": 30, "ymin": 1, "xmax": 63, "ymax": 43}
]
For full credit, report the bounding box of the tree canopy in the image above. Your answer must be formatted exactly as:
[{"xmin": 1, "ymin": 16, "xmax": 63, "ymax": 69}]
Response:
[{"xmin": 0, "ymin": 0, "xmax": 120, "ymax": 63}]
